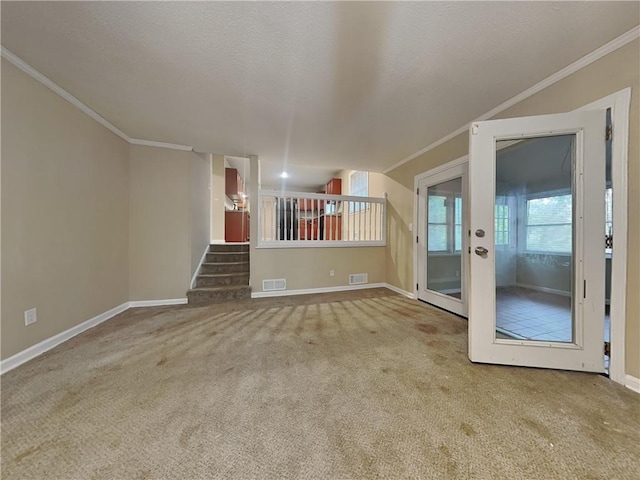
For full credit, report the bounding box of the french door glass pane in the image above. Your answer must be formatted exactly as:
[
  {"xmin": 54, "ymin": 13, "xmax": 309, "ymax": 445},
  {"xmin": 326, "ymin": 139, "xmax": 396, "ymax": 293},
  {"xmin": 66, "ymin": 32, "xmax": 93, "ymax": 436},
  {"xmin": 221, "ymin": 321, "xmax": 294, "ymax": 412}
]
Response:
[
  {"xmin": 495, "ymin": 135, "xmax": 575, "ymax": 343},
  {"xmin": 426, "ymin": 177, "xmax": 463, "ymax": 297}
]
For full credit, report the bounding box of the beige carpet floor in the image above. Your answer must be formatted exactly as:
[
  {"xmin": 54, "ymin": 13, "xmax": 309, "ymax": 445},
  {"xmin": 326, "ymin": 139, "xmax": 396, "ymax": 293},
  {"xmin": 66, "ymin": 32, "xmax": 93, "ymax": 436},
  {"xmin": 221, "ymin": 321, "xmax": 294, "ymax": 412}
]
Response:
[{"xmin": 1, "ymin": 288, "xmax": 639, "ymax": 479}]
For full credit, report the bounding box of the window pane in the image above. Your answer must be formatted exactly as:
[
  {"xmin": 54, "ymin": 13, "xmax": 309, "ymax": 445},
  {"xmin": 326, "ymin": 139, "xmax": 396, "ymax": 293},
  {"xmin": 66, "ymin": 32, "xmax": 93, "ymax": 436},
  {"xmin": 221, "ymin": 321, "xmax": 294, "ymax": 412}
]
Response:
[
  {"xmin": 428, "ymin": 225, "xmax": 447, "ymax": 251},
  {"xmin": 454, "ymin": 197, "xmax": 462, "ymax": 225},
  {"xmin": 428, "ymin": 196, "xmax": 447, "ymax": 223},
  {"xmin": 526, "ymin": 224, "xmax": 572, "ymax": 252},
  {"xmin": 527, "ymin": 195, "xmax": 572, "ymax": 225},
  {"xmin": 495, "ymin": 134, "xmax": 575, "ymax": 343},
  {"xmin": 495, "ymin": 202, "xmax": 509, "ymax": 246},
  {"xmin": 349, "ymin": 171, "xmax": 368, "ymax": 197},
  {"xmin": 454, "ymin": 225, "xmax": 462, "ymax": 251}
]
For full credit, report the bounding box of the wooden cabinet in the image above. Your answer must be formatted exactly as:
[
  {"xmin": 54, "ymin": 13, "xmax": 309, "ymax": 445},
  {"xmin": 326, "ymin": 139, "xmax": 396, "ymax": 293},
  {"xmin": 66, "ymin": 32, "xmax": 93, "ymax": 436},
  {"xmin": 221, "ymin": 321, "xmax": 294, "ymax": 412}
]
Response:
[
  {"xmin": 300, "ymin": 198, "xmax": 325, "ymax": 212},
  {"xmin": 325, "ymin": 178, "xmax": 342, "ymax": 195},
  {"xmin": 323, "ymin": 215, "xmax": 342, "ymax": 240},
  {"xmin": 299, "ymin": 218, "xmax": 320, "ymax": 240},
  {"xmin": 225, "ymin": 168, "xmax": 245, "ymax": 202},
  {"xmin": 225, "ymin": 211, "xmax": 249, "ymax": 242}
]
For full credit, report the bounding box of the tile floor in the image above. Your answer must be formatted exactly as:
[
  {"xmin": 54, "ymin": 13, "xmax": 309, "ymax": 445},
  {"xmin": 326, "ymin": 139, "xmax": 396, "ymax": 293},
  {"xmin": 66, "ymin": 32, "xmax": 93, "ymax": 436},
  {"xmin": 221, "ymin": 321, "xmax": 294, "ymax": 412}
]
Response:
[{"xmin": 496, "ymin": 286, "xmax": 610, "ymax": 343}]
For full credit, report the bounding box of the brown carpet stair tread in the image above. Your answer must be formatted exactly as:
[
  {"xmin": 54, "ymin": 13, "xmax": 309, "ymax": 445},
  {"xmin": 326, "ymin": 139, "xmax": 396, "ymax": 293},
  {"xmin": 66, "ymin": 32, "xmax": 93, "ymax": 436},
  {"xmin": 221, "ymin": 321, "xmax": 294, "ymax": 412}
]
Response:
[
  {"xmin": 189, "ymin": 243, "xmax": 251, "ymax": 305},
  {"xmin": 201, "ymin": 262, "xmax": 248, "ymax": 267},
  {"xmin": 189, "ymin": 285, "xmax": 250, "ymax": 291}
]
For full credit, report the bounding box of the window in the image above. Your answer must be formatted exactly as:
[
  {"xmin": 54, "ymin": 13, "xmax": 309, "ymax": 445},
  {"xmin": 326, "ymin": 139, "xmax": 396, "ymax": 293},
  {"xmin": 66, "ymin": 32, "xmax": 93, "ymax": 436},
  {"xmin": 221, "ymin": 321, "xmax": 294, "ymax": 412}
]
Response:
[
  {"xmin": 427, "ymin": 194, "xmax": 463, "ymax": 253},
  {"xmin": 454, "ymin": 197, "xmax": 463, "ymax": 251},
  {"xmin": 524, "ymin": 189, "xmax": 613, "ymax": 254},
  {"xmin": 495, "ymin": 197, "xmax": 510, "ymax": 246},
  {"xmin": 525, "ymin": 193, "xmax": 572, "ymax": 253},
  {"xmin": 349, "ymin": 171, "xmax": 368, "ymax": 213}
]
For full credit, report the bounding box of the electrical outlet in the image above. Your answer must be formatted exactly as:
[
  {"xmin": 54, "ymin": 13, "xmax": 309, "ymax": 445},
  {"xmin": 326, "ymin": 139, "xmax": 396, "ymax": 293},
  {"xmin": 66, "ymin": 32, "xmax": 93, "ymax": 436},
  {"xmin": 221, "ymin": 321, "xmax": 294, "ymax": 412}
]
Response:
[
  {"xmin": 24, "ymin": 308, "xmax": 37, "ymax": 326},
  {"xmin": 409, "ymin": 223, "xmax": 413, "ymax": 231},
  {"xmin": 330, "ymin": 270, "xmax": 335, "ymax": 277}
]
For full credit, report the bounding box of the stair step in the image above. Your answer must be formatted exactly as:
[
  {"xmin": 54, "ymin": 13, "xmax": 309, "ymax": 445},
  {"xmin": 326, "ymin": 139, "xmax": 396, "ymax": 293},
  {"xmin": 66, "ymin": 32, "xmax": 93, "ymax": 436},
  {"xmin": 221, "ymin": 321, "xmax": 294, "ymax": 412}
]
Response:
[
  {"xmin": 206, "ymin": 252, "xmax": 249, "ymax": 263},
  {"xmin": 187, "ymin": 285, "xmax": 251, "ymax": 306},
  {"xmin": 196, "ymin": 272, "xmax": 249, "ymax": 287},
  {"xmin": 200, "ymin": 262, "xmax": 249, "ymax": 274},
  {"xmin": 209, "ymin": 243, "xmax": 249, "ymax": 253}
]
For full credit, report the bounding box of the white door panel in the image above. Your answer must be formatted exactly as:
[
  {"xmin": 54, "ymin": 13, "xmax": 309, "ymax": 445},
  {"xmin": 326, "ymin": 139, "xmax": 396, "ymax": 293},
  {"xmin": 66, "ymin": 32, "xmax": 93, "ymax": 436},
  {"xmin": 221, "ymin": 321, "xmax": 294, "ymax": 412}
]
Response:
[
  {"xmin": 417, "ymin": 163, "xmax": 468, "ymax": 317},
  {"xmin": 469, "ymin": 111, "xmax": 605, "ymax": 372}
]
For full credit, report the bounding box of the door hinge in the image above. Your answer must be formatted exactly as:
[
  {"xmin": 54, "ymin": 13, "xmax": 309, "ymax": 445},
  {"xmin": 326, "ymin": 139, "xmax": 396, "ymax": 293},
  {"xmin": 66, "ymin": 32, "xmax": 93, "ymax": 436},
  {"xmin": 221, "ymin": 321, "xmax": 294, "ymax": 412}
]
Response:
[
  {"xmin": 604, "ymin": 341, "xmax": 611, "ymax": 357},
  {"xmin": 416, "ymin": 283, "xmax": 419, "ymax": 290},
  {"xmin": 605, "ymin": 124, "xmax": 613, "ymax": 141},
  {"xmin": 605, "ymin": 232, "xmax": 613, "ymax": 249},
  {"xmin": 416, "ymin": 188, "xmax": 419, "ymax": 195},
  {"xmin": 583, "ymin": 280, "xmax": 587, "ymax": 299},
  {"xmin": 416, "ymin": 236, "xmax": 419, "ymax": 244}
]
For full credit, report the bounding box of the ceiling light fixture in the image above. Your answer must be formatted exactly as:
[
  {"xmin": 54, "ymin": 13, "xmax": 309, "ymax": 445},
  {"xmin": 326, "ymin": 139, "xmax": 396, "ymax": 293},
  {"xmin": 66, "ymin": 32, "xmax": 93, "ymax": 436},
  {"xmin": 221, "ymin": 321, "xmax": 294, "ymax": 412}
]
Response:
[{"xmin": 280, "ymin": 172, "xmax": 289, "ymax": 179}]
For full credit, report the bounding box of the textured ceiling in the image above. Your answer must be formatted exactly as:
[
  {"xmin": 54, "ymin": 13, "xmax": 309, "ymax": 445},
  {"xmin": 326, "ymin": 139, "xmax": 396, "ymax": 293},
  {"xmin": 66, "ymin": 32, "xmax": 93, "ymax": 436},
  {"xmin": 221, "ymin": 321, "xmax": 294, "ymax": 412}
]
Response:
[{"xmin": 2, "ymin": 1, "xmax": 638, "ymax": 175}]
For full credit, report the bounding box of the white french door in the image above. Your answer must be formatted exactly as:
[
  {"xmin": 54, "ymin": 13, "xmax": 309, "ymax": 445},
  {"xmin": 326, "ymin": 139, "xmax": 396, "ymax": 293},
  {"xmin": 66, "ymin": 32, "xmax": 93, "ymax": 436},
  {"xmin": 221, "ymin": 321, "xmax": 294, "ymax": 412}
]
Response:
[
  {"xmin": 469, "ymin": 110, "xmax": 606, "ymax": 372},
  {"xmin": 417, "ymin": 163, "xmax": 469, "ymax": 317}
]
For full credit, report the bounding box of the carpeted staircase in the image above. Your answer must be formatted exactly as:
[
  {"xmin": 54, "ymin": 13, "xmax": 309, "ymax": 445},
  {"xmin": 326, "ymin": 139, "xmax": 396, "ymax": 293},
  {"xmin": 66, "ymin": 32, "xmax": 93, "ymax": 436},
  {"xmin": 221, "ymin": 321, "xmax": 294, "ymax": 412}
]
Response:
[{"xmin": 187, "ymin": 244, "xmax": 251, "ymax": 306}]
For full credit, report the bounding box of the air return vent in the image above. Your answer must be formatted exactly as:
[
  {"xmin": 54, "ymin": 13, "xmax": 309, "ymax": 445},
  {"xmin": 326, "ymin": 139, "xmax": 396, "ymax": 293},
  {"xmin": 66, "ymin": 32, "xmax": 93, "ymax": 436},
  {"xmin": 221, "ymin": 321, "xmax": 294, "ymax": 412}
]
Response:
[
  {"xmin": 349, "ymin": 273, "xmax": 368, "ymax": 285},
  {"xmin": 263, "ymin": 278, "xmax": 286, "ymax": 291}
]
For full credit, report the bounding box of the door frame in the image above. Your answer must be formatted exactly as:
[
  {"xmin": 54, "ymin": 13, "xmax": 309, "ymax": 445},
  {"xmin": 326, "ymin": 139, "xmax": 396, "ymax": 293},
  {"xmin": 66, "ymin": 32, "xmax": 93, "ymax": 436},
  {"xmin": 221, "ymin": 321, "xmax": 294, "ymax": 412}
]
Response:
[
  {"xmin": 411, "ymin": 88, "xmax": 630, "ymax": 387},
  {"xmin": 413, "ymin": 155, "xmax": 469, "ymax": 309},
  {"xmin": 415, "ymin": 162, "xmax": 469, "ymax": 316},
  {"xmin": 579, "ymin": 88, "xmax": 631, "ymax": 386}
]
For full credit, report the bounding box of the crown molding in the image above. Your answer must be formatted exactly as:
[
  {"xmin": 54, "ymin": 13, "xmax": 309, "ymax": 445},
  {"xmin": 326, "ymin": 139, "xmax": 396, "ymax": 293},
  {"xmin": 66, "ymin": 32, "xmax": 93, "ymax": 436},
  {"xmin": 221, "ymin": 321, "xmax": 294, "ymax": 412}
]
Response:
[
  {"xmin": 130, "ymin": 138, "xmax": 193, "ymax": 151},
  {"xmin": 1, "ymin": 46, "xmax": 192, "ymax": 152},
  {"xmin": 1, "ymin": 46, "xmax": 132, "ymax": 142},
  {"xmin": 383, "ymin": 25, "xmax": 640, "ymax": 174}
]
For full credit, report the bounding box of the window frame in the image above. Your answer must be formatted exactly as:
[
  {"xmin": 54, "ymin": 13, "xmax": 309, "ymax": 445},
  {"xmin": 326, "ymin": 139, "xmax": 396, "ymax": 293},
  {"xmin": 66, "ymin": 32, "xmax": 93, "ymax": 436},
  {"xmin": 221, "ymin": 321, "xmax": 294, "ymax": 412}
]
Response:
[
  {"xmin": 349, "ymin": 171, "xmax": 369, "ymax": 213},
  {"xmin": 522, "ymin": 188, "xmax": 573, "ymax": 255}
]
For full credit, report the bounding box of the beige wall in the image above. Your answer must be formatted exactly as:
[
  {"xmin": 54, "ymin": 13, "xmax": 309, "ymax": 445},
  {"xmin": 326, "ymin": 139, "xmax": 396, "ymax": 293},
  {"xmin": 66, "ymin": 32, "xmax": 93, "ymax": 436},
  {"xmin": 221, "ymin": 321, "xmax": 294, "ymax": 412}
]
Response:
[
  {"xmin": 211, "ymin": 154, "xmax": 225, "ymax": 241},
  {"xmin": 250, "ymin": 247, "xmax": 386, "ymax": 293},
  {"xmin": 190, "ymin": 153, "xmax": 211, "ymax": 276},
  {"xmin": 1, "ymin": 59, "xmax": 130, "ymax": 359},
  {"xmin": 129, "ymin": 145, "xmax": 192, "ymax": 301},
  {"xmin": 384, "ymin": 39, "xmax": 640, "ymax": 377}
]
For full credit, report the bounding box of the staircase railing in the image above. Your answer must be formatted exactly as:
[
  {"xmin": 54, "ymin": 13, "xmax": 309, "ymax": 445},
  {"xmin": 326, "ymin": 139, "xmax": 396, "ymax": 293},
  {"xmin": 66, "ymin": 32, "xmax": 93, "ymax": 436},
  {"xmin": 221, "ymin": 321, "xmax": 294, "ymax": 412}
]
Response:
[{"xmin": 257, "ymin": 190, "xmax": 386, "ymax": 248}]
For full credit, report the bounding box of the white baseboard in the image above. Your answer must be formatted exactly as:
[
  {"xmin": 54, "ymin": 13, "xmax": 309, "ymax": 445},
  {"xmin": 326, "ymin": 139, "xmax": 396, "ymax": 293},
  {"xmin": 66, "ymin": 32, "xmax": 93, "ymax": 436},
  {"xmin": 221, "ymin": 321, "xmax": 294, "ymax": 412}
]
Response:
[
  {"xmin": 1, "ymin": 297, "xmax": 190, "ymax": 375},
  {"xmin": 514, "ymin": 283, "xmax": 611, "ymax": 305},
  {"xmin": 0, "ymin": 302, "xmax": 129, "ymax": 375},
  {"xmin": 251, "ymin": 283, "xmax": 386, "ymax": 298},
  {"xmin": 129, "ymin": 298, "xmax": 188, "ymax": 308},
  {"xmin": 190, "ymin": 245, "xmax": 211, "ymax": 289},
  {"xmin": 624, "ymin": 375, "xmax": 640, "ymax": 394},
  {"xmin": 514, "ymin": 283, "xmax": 571, "ymax": 298},
  {"xmin": 384, "ymin": 283, "xmax": 415, "ymax": 299}
]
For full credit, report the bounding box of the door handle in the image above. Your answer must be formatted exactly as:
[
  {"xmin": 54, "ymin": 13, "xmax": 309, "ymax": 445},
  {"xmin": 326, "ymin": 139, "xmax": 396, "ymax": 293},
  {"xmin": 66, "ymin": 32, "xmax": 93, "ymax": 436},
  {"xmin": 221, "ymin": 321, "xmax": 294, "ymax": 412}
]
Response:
[{"xmin": 474, "ymin": 246, "xmax": 488, "ymax": 257}]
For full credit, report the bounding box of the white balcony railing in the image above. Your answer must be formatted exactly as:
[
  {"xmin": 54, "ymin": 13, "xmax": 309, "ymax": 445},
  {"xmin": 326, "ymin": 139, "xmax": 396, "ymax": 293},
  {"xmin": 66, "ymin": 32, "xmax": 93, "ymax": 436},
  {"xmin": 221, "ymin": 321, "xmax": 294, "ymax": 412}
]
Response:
[{"xmin": 257, "ymin": 190, "xmax": 386, "ymax": 248}]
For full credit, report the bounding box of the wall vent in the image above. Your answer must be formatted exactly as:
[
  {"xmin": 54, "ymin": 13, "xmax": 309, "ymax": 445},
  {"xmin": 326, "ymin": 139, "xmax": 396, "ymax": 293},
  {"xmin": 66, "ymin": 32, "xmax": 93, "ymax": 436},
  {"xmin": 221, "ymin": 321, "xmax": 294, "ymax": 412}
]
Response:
[
  {"xmin": 349, "ymin": 273, "xmax": 368, "ymax": 285},
  {"xmin": 263, "ymin": 278, "xmax": 286, "ymax": 291}
]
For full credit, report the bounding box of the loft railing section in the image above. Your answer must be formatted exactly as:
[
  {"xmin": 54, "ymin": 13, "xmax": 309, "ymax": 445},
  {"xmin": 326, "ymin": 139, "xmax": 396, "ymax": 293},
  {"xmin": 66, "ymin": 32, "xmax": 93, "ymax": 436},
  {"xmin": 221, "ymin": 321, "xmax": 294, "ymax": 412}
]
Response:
[{"xmin": 258, "ymin": 190, "xmax": 386, "ymax": 247}]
